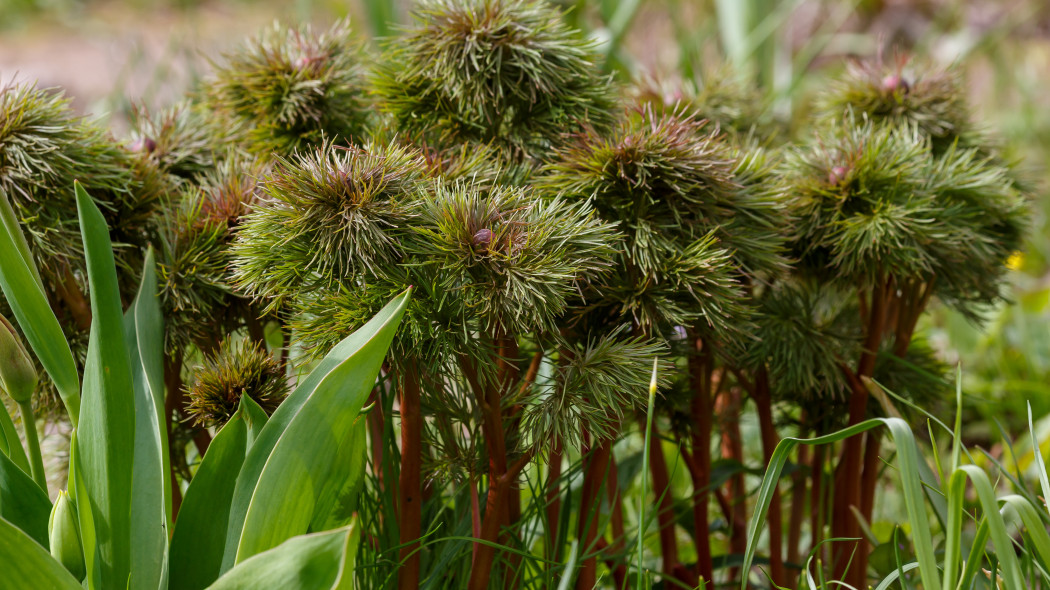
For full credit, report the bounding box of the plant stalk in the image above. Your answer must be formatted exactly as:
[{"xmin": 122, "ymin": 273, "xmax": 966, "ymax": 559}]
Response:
[
  {"xmin": 17, "ymin": 400, "xmax": 46, "ymax": 492},
  {"xmin": 397, "ymin": 361, "xmax": 423, "ymax": 590}
]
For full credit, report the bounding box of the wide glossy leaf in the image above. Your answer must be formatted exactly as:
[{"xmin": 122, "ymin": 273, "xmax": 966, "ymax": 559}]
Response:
[
  {"xmin": 75, "ymin": 181, "xmax": 137, "ymax": 589},
  {"xmin": 124, "ymin": 249, "xmax": 168, "ymax": 590},
  {"xmin": 209, "ymin": 521, "xmax": 360, "ymax": 590},
  {"xmin": 0, "ymin": 516, "xmax": 82, "ymax": 590},
  {"xmin": 221, "ymin": 289, "xmax": 411, "ymax": 570},
  {"xmin": 0, "ymin": 192, "xmax": 80, "ymax": 427},
  {"xmin": 0, "ymin": 447, "xmax": 51, "ymax": 548},
  {"xmin": 170, "ymin": 396, "xmax": 269, "ymax": 590},
  {"xmin": 0, "ymin": 399, "xmax": 30, "ymax": 474}
]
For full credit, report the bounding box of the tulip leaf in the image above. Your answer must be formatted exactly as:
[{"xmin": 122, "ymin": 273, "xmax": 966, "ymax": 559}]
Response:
[
  {"xmin": 169, "ymin": 395, "xmax": 268, "ymax": 590},
  {"xmin": 0, "ymin": 447, "xmax": 51, "ymax": 548},
  {"xmin": 124, "ymin": 248, "xmax": 169, "ymax": 590},
  {"xmin": 208, "ymin": 521, "xmax": 360, "ymax": 590},
  {"xmin": 0, "ymin": 193, "xmax": 81, "ymax": 427},
  {"xmin": 0, "ymin": 400, "xmax": 30, "ymax": 475},
  {"xmin": 221, "ymin": 289, "xmax": 411, "ymax": 570},
  {"xmin": 75, "ymin": 181, "xmax": 137, "ymax": 589},
  {"xmin": 0, "ymin": 516, "xmax": 82, "ymax": 590}
]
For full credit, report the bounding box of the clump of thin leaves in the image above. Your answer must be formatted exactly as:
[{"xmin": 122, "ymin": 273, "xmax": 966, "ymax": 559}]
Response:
[
  {"xmin": 184, "ymin": 336, "xmax": 287, "ymax": 427},
  {"xmin": 373, "ymin": 0, "xmax": 617, "ymax": 157},
  {"xmin": 203, "ymin": 20, "xmax": 371, "ymax": 158}
]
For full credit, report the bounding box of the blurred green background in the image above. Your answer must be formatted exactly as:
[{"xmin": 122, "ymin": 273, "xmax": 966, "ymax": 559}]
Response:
[{"xmin": 1, "ymin": 0, "xmax": 1049, "ymax": 442}]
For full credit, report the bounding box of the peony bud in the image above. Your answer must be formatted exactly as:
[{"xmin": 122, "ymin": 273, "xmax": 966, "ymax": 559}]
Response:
[
  {"xmin": 829, "ymin": 165, "xmax": 850, "ymax": 186},
  {"xmin": 882, "ymin": 74, "xmax": 910, "ymax": 95},
  {"xmin": 0, "ymin": 313, "xmax": 37, "ymax": 404},
  {"xmin": 49, "ymin": 491, "xmax": 85, "ymax": 580},
  {"xmin": 472, "ymin": 228, "xmax": 495, "ymax": 251},
  {"xmin": 131, "ymin": 137, "xmax": 157, "ymax": 154}
]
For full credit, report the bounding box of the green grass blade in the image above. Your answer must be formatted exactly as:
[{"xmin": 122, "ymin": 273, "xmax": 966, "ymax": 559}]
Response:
[
  {"xmin": 74, "ymin": 180, "xmax": 137, "ymax": 589},
  {"xmin": 70, "ymin": 431, "xmax": 101, "ymax": 589},
  {"xmin": 221, "ymin": 289, "xmax": 411, "ymax": 570},
  {"xmin": 636, "ymin": 358, "xmax": 657, "ymax": 590},
  {"xmin": 124, "ymin": 248, "xmax": 168, "ymax": 590},
  {"xmin": 0, "ymin": 398, "xmax": 30, "ymax": 474},
  {"xmin": 873, "ymin": 562, "xmax": 920, "ymax": 590},
  {"xmin": 951, "ymin": 365, "xmax": 963, "ymax": 473},
  {"xmin": 0, "ymin": 516, "xmax": 82, "ymax": 589},
  {"xmin": 741, "ymin": 417, "xmax": 941, "ymax": 590},
  {"xmin": 1001, "ymin": 495, "xmax": 1050, "ymax": 568},
  {"xmin": 1028, "ymin": 402, "xmax": 1050, "ymax": 517},
  {"xmin": 209, "ymin": 522, "xmax": 361, "ymax": 590},
  {"xmin": 169, "ymin": 396, "xmax": 266, "ymax": 590},
  {"xmin": 0, "ymin": 447, "xmax": 52, "ymax": 548},
  {"xmin": 0, "ymin": 194, "xmax": 80, "ymax": 427},
  {"xmin": 953, "ymin": 465, "xmax": 1024, "ymax": 588}
]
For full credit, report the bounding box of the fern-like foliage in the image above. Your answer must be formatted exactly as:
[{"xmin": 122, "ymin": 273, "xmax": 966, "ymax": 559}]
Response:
[
  {"xmin": 203, "ymin": 20, "xmax": 370, "ymax": 158},
  {"xmin": 373, "ymin": 0, "xmax": 617, "ymax": 158}
]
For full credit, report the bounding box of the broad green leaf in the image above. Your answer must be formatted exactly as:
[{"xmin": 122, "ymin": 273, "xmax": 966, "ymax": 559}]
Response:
[
  {"xmin": 0, "ymin": 516, "xmax": 82, "ymax": 589},
  {"xmin": 169, "ymin": 396, "xmax": 269, "ymax": 590},
  {"xmin": 0, "ymin": 447, "xmax": 52, "ymax": 548},
  {"xmin": 0, "ymin": 193, "xmax": 80, "ymax": 427},
  {"xmin": 0, "ymin": 399, "xmax": 30, "ymax": 474},
  {"xmin": 221, "ymin": 289, "xmax": 411, "ymax": 570},
  {"xmin": 124, "ymin": 249, "xmax": 168, "ymax": 590},
  {"xmin": 75, "ymin": 181, "xmax": 137, "ymax": 589},
  {"xmin": 208, "ymin": 521, "xmax": 360, "ymax": 590},
  {"xmin": 310, "ymin": 420, "xmax": 367, "ymax": 532},
  {"xmin": 0, "ymin": 188, "xmax": 43, "ymax": 290}
]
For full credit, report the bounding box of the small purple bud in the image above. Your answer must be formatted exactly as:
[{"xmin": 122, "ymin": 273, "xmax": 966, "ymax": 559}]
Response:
[
  {"xmin": 829, "ymin": 166, "xmax": 849, "ymax": 186},
  {"xmin": 882, "ymin": 74, "xmax": 910, "ymax": 94},
  {"xmin": 472, "ymin": 228, "xmax": 494, "ymax": 251},
  {"xmin": 131, "ymin": 137, "xmax": 157, "ymax": 154}
]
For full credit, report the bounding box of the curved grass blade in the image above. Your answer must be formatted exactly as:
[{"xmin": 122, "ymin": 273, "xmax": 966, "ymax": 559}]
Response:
[
  {"xmin": 124, "ymin": 248, "xmax": 168, "ymax": 590},
  {"xmin": 0, "ymin": 516, "xmax": 82, "ymax": 589},
  {"xmin": 1001, "ymin": 495, "xmax": 1050, "ymax": 569},
  {"xmin": 169, "ymin": 395, "xmax": 269, "ymax": 590},
  {"xmin": 740, "ymin": 417, "xmax": 941, "ymax": 590},
  {"xmin": 0, "ymin": 448, "xmax": 52, "ymax": 548},
  {"xmin": 75, "ymin": 181, "xmax": 137, "ymax": 589},
  {"xmin": 873, "ymin": 562, "xmax": 920, "ymax": 590},
  {"xmin": 0, "ymin": 193, "xmax": 80, "ymax": 427},
  {"xmin": 1027, "ymin": 403, "xmax": 1050, "ymax": 517},
  {"xmin": 208, "ymin": 520, "xmax": 361, "ymax": 590},
  {"xmin": 221, "ymin": 289, "xmax": 411, "ymax": 570},
  {"xmin": 945, "ymin": 466, "xmax": 1023, "ymax": 588}
]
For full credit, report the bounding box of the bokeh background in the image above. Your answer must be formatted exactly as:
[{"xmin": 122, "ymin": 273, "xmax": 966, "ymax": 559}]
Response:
[{"xmin": 2, "ymin": 0, "xmax": 1049, "ymax": 445}]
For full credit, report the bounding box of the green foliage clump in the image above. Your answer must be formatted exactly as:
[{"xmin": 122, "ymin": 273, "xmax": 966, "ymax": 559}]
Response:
[
  {"xmin": 784, "ymin": 113, "xmax": 1026, "ymax": 314},
  {"xmin": 541, "ymin": 106, "xmax": 785, "ymax": 338},
  {"xmin": 203, "ymin": 20, "xmax": 370, "ymax": 158},
  {"xmin": 818, "ymin": 58, "xmax": 974, "ymax": 153},
  {"xmin": 373, "ymin": 0, "xmax": 617, "ymax": 157},
  {"xmin": 0, "ymin": 81, "xmax": 166, "ymax": 287},
  {"xmin": 185, "ymin": 336, "xmax": 287, "ymax": 427}
]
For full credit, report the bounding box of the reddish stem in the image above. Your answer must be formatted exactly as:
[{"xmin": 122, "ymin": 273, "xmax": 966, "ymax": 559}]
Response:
[
  {"xmin": 641, "ymin": 417, "xmax": 681, "ymax": 580},
  {"xmin": 753, "ymin": 370, "xmax": 786, "ymax": 586},
  {"xmin": 577, "ymin": 436, "xmax": 612, "ymax": 590},
  {"xmin": 833, "ymin": 277, "xmax": 889, "ymax": 582},
  {"xmin": 397, "ymin": 362, "xmax": 423, "ymax": 590},
  {"xmin": 688, "ymin": 341, "xmax": 714, "ymax": 585}
]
